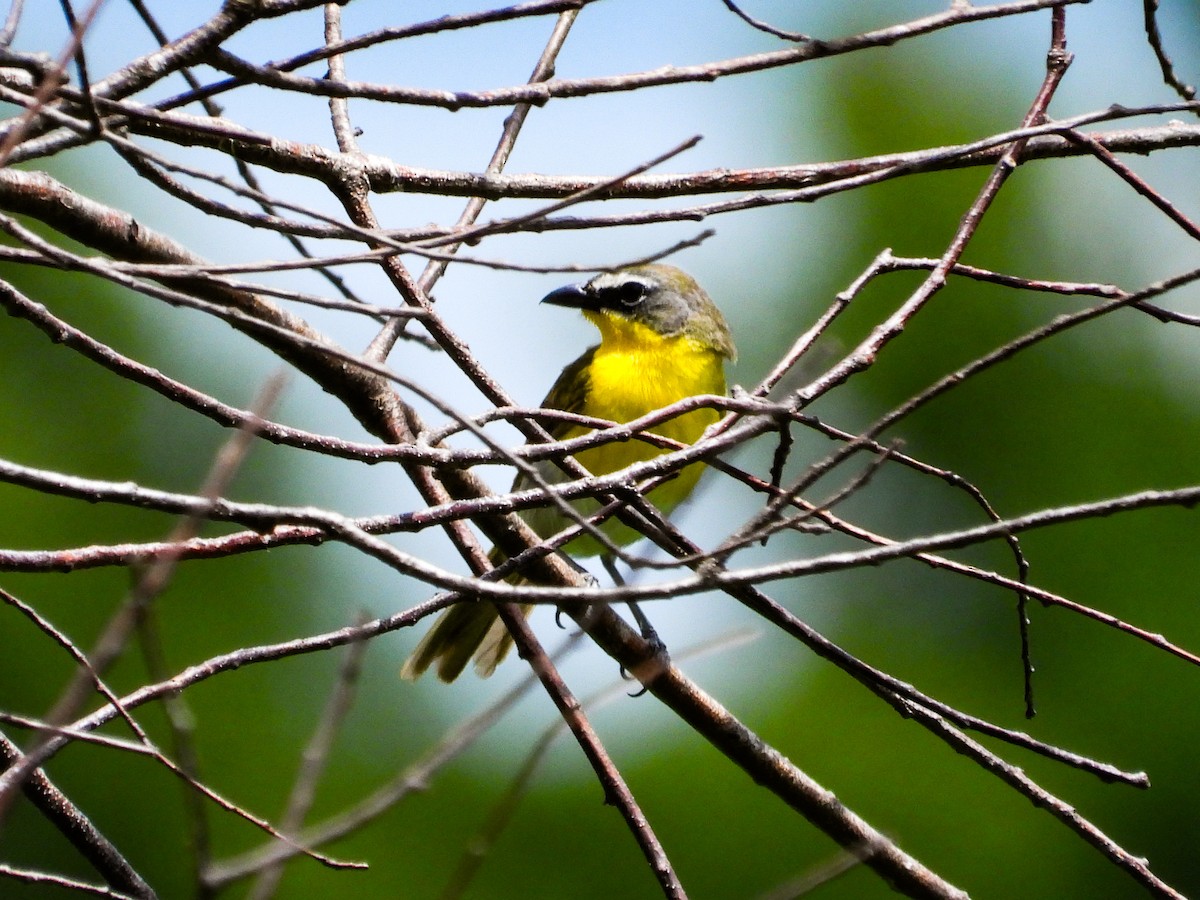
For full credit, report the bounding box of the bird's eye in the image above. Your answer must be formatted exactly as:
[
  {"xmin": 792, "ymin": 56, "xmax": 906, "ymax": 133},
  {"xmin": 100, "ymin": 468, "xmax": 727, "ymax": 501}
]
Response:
[{"xmin": 607, "ymin": 281, "xmax": 648, "ymax": 308}]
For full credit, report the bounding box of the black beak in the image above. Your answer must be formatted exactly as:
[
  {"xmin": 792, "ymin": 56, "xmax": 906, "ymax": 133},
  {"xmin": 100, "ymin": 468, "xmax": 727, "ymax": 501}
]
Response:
[{"xmin": 540, "ymin": 282, "xmax": 592, "ymax": 309}]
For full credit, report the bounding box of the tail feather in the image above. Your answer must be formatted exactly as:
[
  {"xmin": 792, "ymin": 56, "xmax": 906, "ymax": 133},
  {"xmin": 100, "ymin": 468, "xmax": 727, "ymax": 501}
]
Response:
[
  {"xmin": 401, "ymin": 596, "xmax": 539, "ymax": 682},
  {"xmin": 472, "ymin": 604, "xmax": 533, "ymax": 677},
  {"xmin": 400, "ymin": 602, "xmax": 500, "ymax": 683},
  {"xmin": 404, "ymin": 542, "xmax": 545, "ymax": 682}
]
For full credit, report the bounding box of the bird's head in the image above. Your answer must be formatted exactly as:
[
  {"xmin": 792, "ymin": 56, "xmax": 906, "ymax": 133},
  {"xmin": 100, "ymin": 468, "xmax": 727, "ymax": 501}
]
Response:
[{"xmin": 542, "ymin": 264, "xmax": 736, "ymax": 361}]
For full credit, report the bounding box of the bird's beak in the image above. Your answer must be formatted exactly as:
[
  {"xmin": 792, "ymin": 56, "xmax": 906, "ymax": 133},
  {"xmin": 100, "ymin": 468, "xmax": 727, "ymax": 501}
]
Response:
[{"xmin": 540, "ymin": 282, "xmax": 591, "ymax": 309}]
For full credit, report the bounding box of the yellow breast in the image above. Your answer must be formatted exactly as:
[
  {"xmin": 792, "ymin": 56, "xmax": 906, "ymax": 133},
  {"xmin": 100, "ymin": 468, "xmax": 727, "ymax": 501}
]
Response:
[{"xmin": 531, "ymin": 315, "xmax": 727, "ymax": 555}]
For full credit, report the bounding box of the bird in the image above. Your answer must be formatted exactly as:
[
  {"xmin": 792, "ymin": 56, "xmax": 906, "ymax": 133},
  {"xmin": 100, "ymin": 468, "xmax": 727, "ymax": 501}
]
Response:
[{"xmin": 401, "ymin": 263, "xmax": 736, "ymax": 682}]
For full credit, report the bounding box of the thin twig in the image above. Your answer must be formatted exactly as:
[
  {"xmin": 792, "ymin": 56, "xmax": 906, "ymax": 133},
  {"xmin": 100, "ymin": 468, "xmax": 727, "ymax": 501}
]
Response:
[
  {"xmin": 195, "ymin": 0, "xmax": 1088, "ymax": 112},
  {"xmin": 719, "ymin": 0, "xmax": 810, "ymax": 41},
  {"xmin": 1142, "ymin": 0, "xmax": 1196, "ymax": 102},
  {"xmin": 205, "ymin": 632, "xmax": 588, "ymax": 888},
  {"xmin": 0, "ymin": 731, "xmax": 155, "ymax": 899},
  {"xmin": 246, "ymin": 622, "xmax": 371, "ymax": 900},
  {"xmin": 438, "ymin": 630, "xmax": 758, "ymax": 900},
  {"xmin": 492, "ymin": 602, "xmax": 686, "ymax": 898}
]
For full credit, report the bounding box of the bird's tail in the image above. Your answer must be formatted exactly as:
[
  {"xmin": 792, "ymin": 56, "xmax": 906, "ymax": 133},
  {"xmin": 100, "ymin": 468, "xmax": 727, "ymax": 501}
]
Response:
[
  {"xmin": 400, "ymin": 598, "xmax": 532, "ymax": 683},
  {"xmin": 401, "ymin": 541, "xmax": 537, "ymax": 682}
]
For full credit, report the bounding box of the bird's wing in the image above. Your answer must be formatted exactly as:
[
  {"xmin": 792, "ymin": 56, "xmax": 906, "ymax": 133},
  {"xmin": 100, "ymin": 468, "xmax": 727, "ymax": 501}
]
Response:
[
  {"xmin": 538, "ymin": 345, "xmax": 597, "ymax": 437},
  {"xmin": 505, "ymin": 346, "xmax": 596, "ymax": 502}
]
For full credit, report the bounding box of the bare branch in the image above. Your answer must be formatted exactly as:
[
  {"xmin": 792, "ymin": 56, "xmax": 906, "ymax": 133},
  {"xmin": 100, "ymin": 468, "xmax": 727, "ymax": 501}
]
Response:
[{"xmin": 2, "ymin": 3, "xmax": 1196, "ymax": 896}]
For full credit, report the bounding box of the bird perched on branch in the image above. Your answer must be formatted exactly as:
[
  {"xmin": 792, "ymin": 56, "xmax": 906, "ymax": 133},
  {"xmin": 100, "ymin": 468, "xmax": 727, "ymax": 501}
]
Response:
[{"xmin": 402, "ymin": 264, "xmax": 736, "ymax": 682}]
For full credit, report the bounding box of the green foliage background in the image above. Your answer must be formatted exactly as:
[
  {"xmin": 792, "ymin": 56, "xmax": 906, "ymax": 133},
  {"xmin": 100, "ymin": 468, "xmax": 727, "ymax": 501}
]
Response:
[{"xmin": 1, "ymin": 2, "xmax": 1198, "ymax": 898}]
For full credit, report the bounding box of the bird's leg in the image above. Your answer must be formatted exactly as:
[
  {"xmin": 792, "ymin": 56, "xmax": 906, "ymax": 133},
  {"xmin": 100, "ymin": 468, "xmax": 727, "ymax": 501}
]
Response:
[
  {"xmin": 554, "ymin": 552, "xmax": 598, "ymax": 629},
  {"xmin": 601, "ymin": 553, "xmax": 668, "ymax": 695},
  {"xmin": 601, "ymin": 554, "xmax": 668, "ymax": 659}
]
